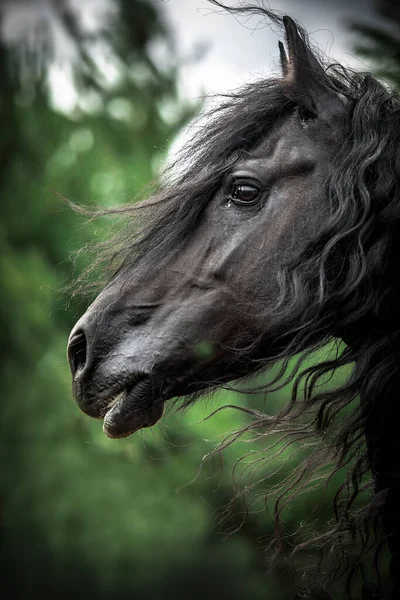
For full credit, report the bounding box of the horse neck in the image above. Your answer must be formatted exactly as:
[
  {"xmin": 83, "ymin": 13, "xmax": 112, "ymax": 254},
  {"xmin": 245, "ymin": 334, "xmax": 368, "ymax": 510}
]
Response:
[{"xmin": 352, "ymin": 329, "xmax": 400, "ymax": 598}]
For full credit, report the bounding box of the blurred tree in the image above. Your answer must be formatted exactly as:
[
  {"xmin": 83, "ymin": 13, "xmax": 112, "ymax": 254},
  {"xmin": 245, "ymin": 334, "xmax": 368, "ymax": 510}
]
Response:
[
  {"xmin": 351, "ymin": 0, "xmax": 400, "ymax": 87},
  {"xmin": 0, "ymin": 0, "xmax": 194, "ymax": 345}
]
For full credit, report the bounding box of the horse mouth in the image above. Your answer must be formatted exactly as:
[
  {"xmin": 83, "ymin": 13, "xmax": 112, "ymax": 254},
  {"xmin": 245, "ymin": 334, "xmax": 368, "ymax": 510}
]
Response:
[{"xmin": 101, "ymin": 376, "xmax": 164, "ymax": 439}]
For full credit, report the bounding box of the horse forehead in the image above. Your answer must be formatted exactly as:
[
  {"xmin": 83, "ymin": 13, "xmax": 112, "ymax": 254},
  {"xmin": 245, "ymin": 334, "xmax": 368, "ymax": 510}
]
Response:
[{"xmin": 252, "ymin": 116, "xmax": 334, "ymax": 163}]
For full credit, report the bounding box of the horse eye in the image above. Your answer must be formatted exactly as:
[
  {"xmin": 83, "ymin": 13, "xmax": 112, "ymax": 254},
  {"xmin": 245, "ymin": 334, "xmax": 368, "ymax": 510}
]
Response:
[
  {"xmin": 297, "ymin": 105, "xmax": 316, "ymax": 124},
  {"xmin": 231, "ymin": 184, "xmax": 260, "ymax": 205}
]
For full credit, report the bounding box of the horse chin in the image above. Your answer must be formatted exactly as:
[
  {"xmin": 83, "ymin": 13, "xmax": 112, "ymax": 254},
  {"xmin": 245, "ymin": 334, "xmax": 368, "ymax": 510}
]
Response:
[{"xmin": 102, "ymin": 378, "xmax": 164, "ymax": 439}]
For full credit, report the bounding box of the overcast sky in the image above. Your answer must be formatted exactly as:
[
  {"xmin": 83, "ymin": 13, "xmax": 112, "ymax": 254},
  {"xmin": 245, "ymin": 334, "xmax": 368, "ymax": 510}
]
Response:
[
  {"xmin": 157, "ymin": 0, "xmax": 376, "ymax": 100},
  {"xmin": 1, "ymin": 0, "xmax": 378, "ymax": 110}
]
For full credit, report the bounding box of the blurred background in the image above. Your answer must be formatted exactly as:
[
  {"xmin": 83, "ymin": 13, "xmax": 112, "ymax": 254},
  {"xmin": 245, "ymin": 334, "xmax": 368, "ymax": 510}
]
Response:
[{"xmin": 0, "ymin": 0, "xmax": 398, "ymax": 598}]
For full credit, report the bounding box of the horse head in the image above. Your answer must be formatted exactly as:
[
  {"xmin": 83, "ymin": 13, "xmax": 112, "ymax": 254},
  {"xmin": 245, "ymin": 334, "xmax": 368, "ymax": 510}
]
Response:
[{"xmin": 68, "ymin": 17, "xmax": 350, "ymax": 438}]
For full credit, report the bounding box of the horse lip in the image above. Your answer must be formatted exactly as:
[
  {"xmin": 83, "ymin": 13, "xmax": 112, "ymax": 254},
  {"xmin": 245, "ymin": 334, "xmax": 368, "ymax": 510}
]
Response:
[
  {"xmin": 102, "ymin": 376, "xmax": 164, "ymax": 439},
  {"xmin": 75, "ymin": 372, "xmax": 150, "ymax": 420}
]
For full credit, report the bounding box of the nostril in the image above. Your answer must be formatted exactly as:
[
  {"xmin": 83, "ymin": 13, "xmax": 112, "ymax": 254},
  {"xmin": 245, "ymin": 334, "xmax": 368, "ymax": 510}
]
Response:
[{"xmin": 68, "ymin": 329, "xmax": 87, "ymax": 377}]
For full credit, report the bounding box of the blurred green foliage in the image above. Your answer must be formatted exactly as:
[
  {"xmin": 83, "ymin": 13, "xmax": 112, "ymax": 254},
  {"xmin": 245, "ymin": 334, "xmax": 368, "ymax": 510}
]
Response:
[
  {"xmin": 0, "ymin": 1, "xmax": 392, "ymax": 599},
  {"xmin": 351, "ymin": 0, "xmax": 400, "ymax": 88}
]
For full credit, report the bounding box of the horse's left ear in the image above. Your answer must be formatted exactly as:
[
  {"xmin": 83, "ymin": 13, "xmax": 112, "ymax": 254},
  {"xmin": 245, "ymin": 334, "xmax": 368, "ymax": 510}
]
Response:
[{"xmin": 281, "ymin": 16, "xmax": 346, "ymax": 121}]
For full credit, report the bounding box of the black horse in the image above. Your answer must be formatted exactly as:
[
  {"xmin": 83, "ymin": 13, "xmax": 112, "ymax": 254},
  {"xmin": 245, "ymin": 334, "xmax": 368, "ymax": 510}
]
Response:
[{"xmin": 67, "ymin": 3, "xmax": 400, "ymax": 598}]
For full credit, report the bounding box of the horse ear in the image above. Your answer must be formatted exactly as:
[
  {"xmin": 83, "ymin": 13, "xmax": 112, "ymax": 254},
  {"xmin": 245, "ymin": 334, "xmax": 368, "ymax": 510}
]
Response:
[
  {"xmin": 281, "ymin": 16, "xmax": 345, "ymax": 121},
  {"xmin": 278, "ymin": 41, "xmax": 289, "ymax": 77}
]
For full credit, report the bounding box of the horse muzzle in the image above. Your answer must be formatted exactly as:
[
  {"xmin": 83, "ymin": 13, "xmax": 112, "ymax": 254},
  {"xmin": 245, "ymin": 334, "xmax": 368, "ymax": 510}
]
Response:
[
  {"xmin": 67, "ymin": 281, "xmax": 250, "ymax": 438},
  {"xmin": 67, "ymin": 314, "xmax": 167, "ymax": 438}
]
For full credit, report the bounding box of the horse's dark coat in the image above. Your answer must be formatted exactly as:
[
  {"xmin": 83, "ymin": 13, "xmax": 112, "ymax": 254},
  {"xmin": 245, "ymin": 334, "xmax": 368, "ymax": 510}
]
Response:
[{"xmin": 67, "ymin": 4, "xmax": 400, "ymax": 597}]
